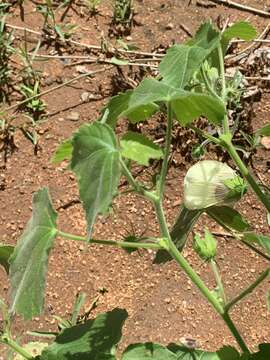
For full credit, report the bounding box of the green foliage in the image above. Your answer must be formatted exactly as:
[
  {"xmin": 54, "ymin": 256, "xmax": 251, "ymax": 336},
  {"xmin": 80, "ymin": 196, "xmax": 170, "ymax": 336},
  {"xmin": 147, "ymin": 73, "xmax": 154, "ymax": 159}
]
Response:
[
  {"xmin": 121, "ymin": 78, "xmax": 225, "ymax": 126},
  {"xmin": 255, "ymin": 123, "xmax": 270, "ymax": 137},
  {"xmin": 0, "ymin": 243, "xmax": 14, "ymax": 274},
  {"xmin": 51, "ymin": 139, "xmax": 73, "ymax": 164},
  {"xmin": 242, "ymin": 233, "xmax": 270, "ymax": 256},
  {"xmin": 3, "ymin": 18, "xmax": 270, "ymax": 360},
  {"xmin": 120, "ymin": 132, "xmax": 163, "ymax": 166},
  {"xmin": 70, "ymin": 122, "xmax": 120, "ymax": 237},
  {"xmin": 206, "ymin": 206, "xmax": 251, "ymax": 233},
  {"xmin": 9, "ymin": 188, "xmax": 57, "ymax": 319},
  {"xmin": 13, "ymin": 342, "xmax": 48, "ymax": 359},
  {"xmin": 222, "ymin": 22, "xmax": 257, "ymax": 42},
  {"xmin": 39, "ymin": 308, "xmax": 127, "ymax": 360}
]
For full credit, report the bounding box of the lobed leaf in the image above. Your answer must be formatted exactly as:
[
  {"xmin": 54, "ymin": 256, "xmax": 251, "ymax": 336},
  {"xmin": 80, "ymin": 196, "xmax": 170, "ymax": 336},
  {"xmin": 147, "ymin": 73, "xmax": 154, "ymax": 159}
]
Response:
[
  {"xmin": 122, "ymin": 343, "xmax": 176, "ymax": 360},
  {"xmin": 120, "ymin": 132, "xmax": 163, "ymax": 166},
  {"xmin": 51, "ymin": 139, "xmax": 73, "ymax": 164},
  {"xmin": 9, "ymin": 188, "xmax": 57, "ymax": 319},
  {"xmin": 100, "ymin": 91, "xmax": 132, "ymax": 128},
  {"xmin": 206, "ymin": 206, "xmax": 252, "ymax": 233},
  {"xmin": 159, "ymin": 45, "xmax": 209, "ymax": 88},
  {"xmin": 223, "ymin": 21, "xmax": 257, "ymax": 42},
  {"xmin": 0, "ymin": 243, "xmax": 14, "ymax": 274},
  {"xmin": 39, "ymin": 308, "xmax": 127, "ymax": 360},
  {"xmin": 122, "ymin": 343, "xmax": 239, "ymax": 359},
  {"xmin": 123, "ymin": 78, "xmax": 225, "ymax": 126},
  {"xmin": 71, "ymin": 122, "xmax": 120, "ymax": 237},
  {"xmin": 188, "ymin": 22, "xmax": 220, "ymax": 52}
]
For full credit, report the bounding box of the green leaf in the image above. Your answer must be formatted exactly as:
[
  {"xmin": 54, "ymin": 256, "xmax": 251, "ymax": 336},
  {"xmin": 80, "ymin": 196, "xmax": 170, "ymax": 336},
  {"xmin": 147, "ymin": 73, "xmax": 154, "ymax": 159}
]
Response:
[
  {"xmin": 168, "ymin": 344, "xmax": 239, "ymax": 359},
  {"xmin": 71, "ymin": 122, "xmax": 120, "ymax": 237},
  {"xmin": 243, "ymin": 232, "xmax": 270, "ymax": 256},
  {"xmin": 9, "ymin": 188, "xmax": 57, "ymax": 319},
  {"xmin": 120, "ymin": 132, "xmax": 163, "ymax": 166},
  {"xmin": 123, "ymin": 343, "xmax": 239, "ymax": 360},
  {"xmin": 0, "ymin": 243, "xmax": 14, "ymax": 274},
  {"xmin": 122, "ymin": 343, "xmax": 176, "ymax": 360},
  {"xmin": 244, "ymin": 344, "xmax": 270, "ymax": 359},
  {"xmin": 223, "ymin": 21, "xmax": 257, "ymax": 41},
  {"xmin": 206, "ymin": 206, "xmax": 252, "ymax": 233},
  {"xmin": 154, "ymin": 206, "xmax": 201, "ymax": 264},
  {"xmin": 99, "ymin": 91, "xmax": 132, "ymax": 128},
  {"xmin": 255, "ymin": 123, "xmax": 270, "ymax": 136},
  {"xmin": 14, "ymin": 342, "xmax": 48, "ymax": 359},
  {"xmin": 171, "ymin": 91, "xmax": 225, "ymax": 126},
  {"xmin": 51, "ymin": 139, "xmax": 73, "ymax": 164},
  {"xmin": 109, "ymin": 57, "xmax": 129, "ymax": 66},
  {"xmin": 159, "ymin": 44, "xmax": 209, "ymax": 88},
  {"xmin": 39, "ymin": 308, "xmax": 127, "ymax": 360},
  {"xmin": 188, "ymin": 22, "xmax": 220, "ymax": 52},
  {"xmin": 123, "ymin": 78, "xmax": 225, "ymax": 126}
]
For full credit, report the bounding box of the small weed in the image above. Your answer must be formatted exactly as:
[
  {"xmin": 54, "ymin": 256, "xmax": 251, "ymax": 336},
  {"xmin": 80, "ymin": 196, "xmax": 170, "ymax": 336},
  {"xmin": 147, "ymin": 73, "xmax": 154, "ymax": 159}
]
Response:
[
  {"xmin": 0, "ymin": 15, "xmax": 15, "ymax": 103},
  {"xmin": 110, "ymin": 0, "xmax": 134, "ymax": 36},
  {"xmin": 84, "ymin": 0, "xmax": 101, "ymax": 15}
]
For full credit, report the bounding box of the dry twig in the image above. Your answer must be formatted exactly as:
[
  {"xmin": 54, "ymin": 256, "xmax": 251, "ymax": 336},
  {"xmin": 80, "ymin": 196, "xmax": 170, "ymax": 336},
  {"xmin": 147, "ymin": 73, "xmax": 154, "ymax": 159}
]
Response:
[
  {"xmin": 208, "ymin": 0, "xmax": 270, "ymax": 17},
  {"xmin": 3, "ymin": 67, "xmax": 113, "ymax": 113}
]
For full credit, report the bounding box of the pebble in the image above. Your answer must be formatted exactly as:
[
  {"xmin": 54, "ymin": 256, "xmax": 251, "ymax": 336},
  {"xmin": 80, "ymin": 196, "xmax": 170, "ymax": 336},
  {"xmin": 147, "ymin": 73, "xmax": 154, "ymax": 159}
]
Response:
[
  {"xmin": 165, "ymin": 23, "xmax": 174, "ymax": 30},
  {"xmin": 261, "ymin": 136, "xmax": 270, "ymax": 149},
  {"xmin": 67, "ymin": 111, "xmax": 80, "ymax": 121},
  {"xmin": 80, "ymin": 91, "xmax": 90, "ymax": 102}
]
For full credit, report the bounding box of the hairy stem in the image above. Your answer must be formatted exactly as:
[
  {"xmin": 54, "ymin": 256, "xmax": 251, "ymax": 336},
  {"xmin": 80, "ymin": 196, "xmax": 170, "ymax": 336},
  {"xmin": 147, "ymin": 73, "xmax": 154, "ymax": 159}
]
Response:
[
  {"xmin": 0, "ymin": 335, "xmax": 33, "ymax": 360},
  {"xmin": 211, "ymin": 259, "xmax": 226, "ymax": 304},
  {"xmin": 222, "ymin": 313, "xmax": 250, "ymax": 354},
  {"xmin": 158, "ymin": 103, "xmax": 173, "ymax": 200},
  {"xmin": 225, "ymin": 267, "xmax": 270, "ymax": 312},
  {"xmin": 154, "ymin": 201, "xmax": 224, "ymax": 315},
  {"xmin": 225, "ymin": 141, "xmax": 270, "ymax": 213},
  {"xmin": 120, "ymin": 158, "xmax": 158, "ymax": 203},
  {"xmin": 57, "ymin": 230, "xmax": 162, "ymax": 250}
]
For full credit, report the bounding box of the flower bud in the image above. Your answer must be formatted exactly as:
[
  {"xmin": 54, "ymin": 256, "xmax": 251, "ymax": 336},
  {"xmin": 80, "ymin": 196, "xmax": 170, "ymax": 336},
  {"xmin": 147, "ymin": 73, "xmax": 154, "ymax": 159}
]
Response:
[{"xmin": 193, "ymin": 229, "xmax": 217, "ymax": 261}]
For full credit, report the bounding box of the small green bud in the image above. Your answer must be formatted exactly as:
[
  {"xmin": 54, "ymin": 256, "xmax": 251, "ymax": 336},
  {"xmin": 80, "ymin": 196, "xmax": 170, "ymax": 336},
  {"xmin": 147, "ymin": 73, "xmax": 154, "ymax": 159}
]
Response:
[{"xmin": 193, "ymin": 229, "xmax": 217, "ymax": 261}]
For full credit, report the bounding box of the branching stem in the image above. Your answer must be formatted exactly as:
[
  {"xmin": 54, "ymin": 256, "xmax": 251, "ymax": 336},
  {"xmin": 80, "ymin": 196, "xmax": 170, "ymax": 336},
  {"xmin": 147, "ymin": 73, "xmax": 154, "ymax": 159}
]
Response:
[{"xmin": 57, "ymin": 230, "xmax": 162, "ymax": 250}]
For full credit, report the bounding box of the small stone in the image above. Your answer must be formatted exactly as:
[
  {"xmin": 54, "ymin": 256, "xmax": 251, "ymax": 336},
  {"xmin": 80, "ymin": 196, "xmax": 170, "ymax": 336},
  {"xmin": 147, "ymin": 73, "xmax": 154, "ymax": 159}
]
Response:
[
  {"xmin": 76, "ymin": 65, "xmax": 89, "ymax": 74},
  {"xmin": 67, "ymin": 111, "xmax": 80, "ymax": 121},
  {"xmin": 126, "ymin": 36, "xmax": 132, "ymax": 41},
  {"xmin": 80, "ymin": 91, "xmax": 90, "ymax": 102},
  {"xmin": 261, "ymin": 136, "xmax": 270, "ymax": 149},
  {"xmin": 165, "ymin": 23, "xmax": 174, "ymax": 30}
]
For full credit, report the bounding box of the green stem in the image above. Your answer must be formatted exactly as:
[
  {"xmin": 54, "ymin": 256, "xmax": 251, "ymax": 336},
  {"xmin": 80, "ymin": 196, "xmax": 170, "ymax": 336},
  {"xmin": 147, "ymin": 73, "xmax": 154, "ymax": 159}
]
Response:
[
  {"xmin": 200, "ymin": 66, "xmax": 220, "ymax": 100},
  {"xmin": 242, "ymin": 240, "xmax": 270, "ymax": 262},
  {"xmin": 120, "ymin": 158, "xmax": 158, "ymax": 203},
  {"xmin": 222, "ymin": 313, "xmax": 250, "ymax": 354},
  {"xmin": 224, "ymin": 141, "xmax": 270, "ymax": 213},
  {"xmin": 210, "ymin": 259, "xmax": 226, "ymax": 304},
  {"xmin": 158, "ymin": 102, "xmax": 173, "ymax": 200},
  {"xmin": 225, "ymin": 267, "xmax": 270, "ymax": 312},
  {"xmin": 154, "ymin": 200, "xmax": 251, "ymax": 353},
  {"xmin": 1, "ymin": 335, "xmax": 33, "ymax": 360},
  {"xmin": 189, "ymin": 124, "xmax": 221, "ymax": 146},
  {"xmin": 0, "ymin": 298, "xmax": 11, "ymax": 337},
  {"xmin": 167, "ymin": 236, "xmax": 225, "ymax": 315},
  {"xmin": 217, "ymin": 44, "xmax": 230, "ymax": 134},
  {"xmin": 154, "ymin": 201, "xmax": 224, "ymax": 315},
  {"xmin": 57, "ymin": 230, "xmax": 162, "ymax": 250}
]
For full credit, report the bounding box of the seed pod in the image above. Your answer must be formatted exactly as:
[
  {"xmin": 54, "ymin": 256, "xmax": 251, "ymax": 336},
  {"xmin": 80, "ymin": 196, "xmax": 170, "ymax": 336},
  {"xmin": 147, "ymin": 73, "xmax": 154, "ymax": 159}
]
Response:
[
  {"xmin": 193, "ymin": 229, "xmax": 217, "ymax": 261},
  {"xmin": 183, "ymin": 160, "xmax": 247, "ymax": 210}
]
